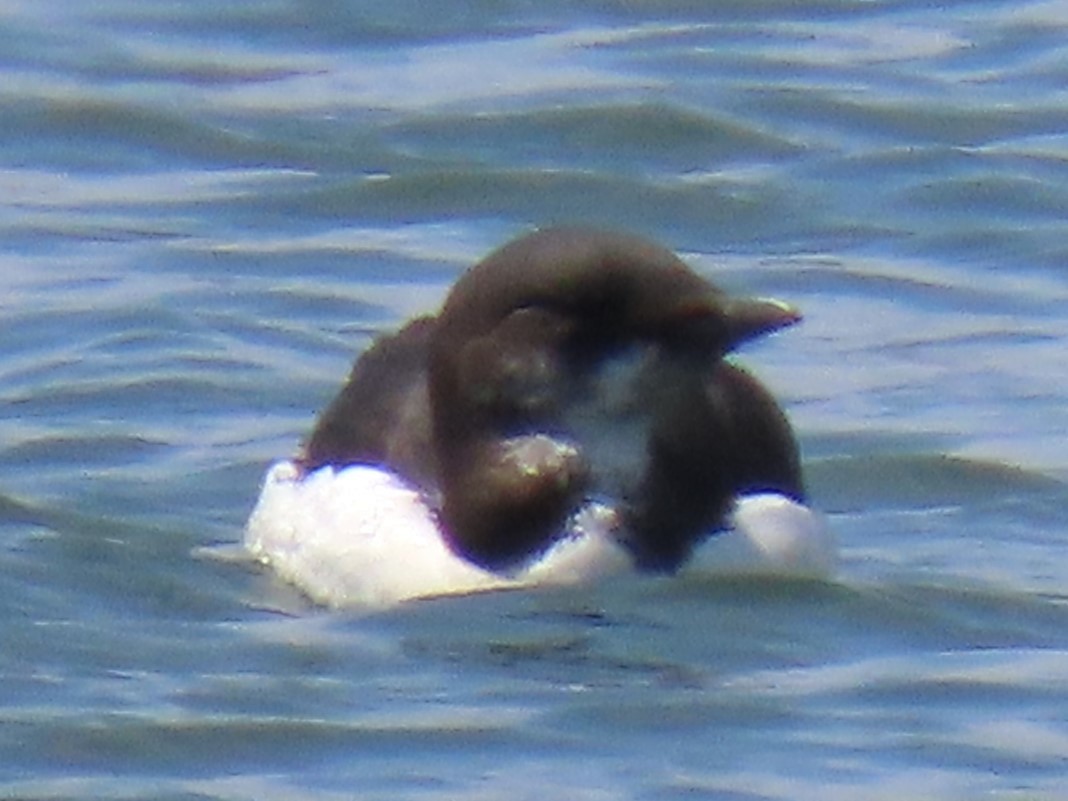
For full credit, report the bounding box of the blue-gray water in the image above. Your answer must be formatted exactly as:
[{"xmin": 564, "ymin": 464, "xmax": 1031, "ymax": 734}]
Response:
[{"xmin": 3, "ymin": 1, "xmax": 1068, "ymax": 798}]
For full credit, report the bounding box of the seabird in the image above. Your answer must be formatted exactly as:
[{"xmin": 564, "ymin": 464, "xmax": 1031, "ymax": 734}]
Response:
[{"xmin": 299, "ymin": 226, "xmax": 805, "ymax": 573}]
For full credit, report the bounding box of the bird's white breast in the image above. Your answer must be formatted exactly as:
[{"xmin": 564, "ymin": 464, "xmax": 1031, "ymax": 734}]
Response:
[{"xmin": 243, "ymin": 461, "xmax": 833, "ymax": 610}]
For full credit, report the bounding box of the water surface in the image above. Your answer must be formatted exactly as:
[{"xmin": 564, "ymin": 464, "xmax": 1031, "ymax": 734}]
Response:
[{"xmin": 3, "ymin": 1, "xmax": 1068, "ymax": 798}]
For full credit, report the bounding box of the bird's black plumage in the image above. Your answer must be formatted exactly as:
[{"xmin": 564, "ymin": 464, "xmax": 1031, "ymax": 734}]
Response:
[{"xmin": 302, "ymin": 226, "xmax": 804, "ymax": 572}]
